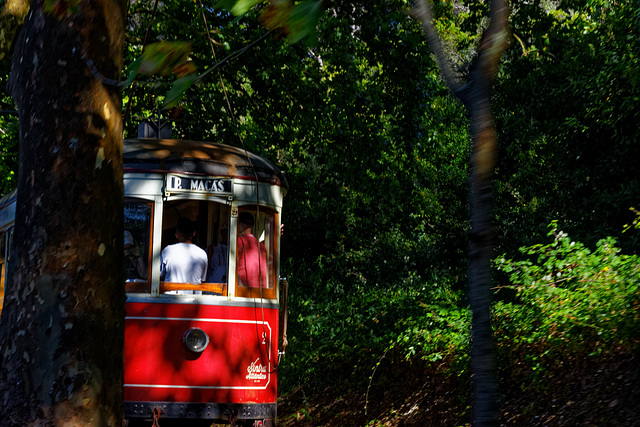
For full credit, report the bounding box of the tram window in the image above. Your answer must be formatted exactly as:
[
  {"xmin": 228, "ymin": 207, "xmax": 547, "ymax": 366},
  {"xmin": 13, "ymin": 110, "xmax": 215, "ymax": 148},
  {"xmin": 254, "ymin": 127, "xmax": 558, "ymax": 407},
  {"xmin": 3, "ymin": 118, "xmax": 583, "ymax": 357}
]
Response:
[
  {"xmin": 124, "ymin": 201, "xmax": 152, "ymax": 293},
  {"xmin": 236, "ymin": 207, "xmax": 277, "ymax": 298},
  {"xmin": 160, "ymin": 199, "xmax": 230, "ymax": 295},
  {"xmin": 0, "ymin": 229, "xmax": 11, "ymax": 315}
]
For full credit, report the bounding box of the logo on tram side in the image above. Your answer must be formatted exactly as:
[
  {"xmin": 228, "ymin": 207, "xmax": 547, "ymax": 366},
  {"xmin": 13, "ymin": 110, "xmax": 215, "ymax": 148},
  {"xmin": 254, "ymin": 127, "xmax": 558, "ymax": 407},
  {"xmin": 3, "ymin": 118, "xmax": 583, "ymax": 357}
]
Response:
[
  {"xmin": 166, "ymin": 174, "xmax": 233, "ymax": 196},
  {"xmin": 246, "ymin": 358, "xmax": 268, "ymax": 382}
]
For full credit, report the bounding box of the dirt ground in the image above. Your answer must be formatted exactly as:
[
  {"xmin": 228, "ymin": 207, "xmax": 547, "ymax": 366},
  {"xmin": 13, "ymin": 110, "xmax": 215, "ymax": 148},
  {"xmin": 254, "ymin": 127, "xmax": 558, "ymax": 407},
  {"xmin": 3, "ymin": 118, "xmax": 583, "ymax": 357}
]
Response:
[{"xmin": 276, "ymin": 349, "xmax": 640, "ymax": 426}]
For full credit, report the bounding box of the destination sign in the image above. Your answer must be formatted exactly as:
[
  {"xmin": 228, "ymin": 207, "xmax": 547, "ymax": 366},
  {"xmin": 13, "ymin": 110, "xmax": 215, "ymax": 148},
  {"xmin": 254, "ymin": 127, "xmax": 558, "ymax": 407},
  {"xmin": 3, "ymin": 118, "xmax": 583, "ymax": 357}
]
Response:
[{"xmin": 166, "ymin": 174, "xmax": 232, "ymax": 195}]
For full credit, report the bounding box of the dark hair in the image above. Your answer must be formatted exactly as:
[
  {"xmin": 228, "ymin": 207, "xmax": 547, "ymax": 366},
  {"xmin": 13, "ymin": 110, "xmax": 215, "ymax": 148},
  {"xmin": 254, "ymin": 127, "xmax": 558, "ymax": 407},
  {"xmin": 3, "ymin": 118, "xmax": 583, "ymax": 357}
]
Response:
[
  {"xmin": 239, "ymin": 212, "xmax": 254, "ymax": 227},
  {"xmin": 176, "ymin": 218, "xmax": 195, "ymax": 236}
]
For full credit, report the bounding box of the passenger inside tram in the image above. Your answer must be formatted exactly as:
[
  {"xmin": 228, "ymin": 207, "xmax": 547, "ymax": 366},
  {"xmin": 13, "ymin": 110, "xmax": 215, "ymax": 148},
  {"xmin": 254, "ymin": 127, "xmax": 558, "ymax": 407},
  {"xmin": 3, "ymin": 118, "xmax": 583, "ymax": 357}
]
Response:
[
  {"xmin": 237, "ymin": 212, "xmax": 269, "ymax": 288},
  {"xmin": 207, "ymin": 222, "xmax": 229, "ymax": 283},
  {"xmin": 0, "ymin": 230, "xmax": 7, "ymax": 315},
  {"xmin": 124, "ymin": 230, "xmax": 147, "ymax": 281},
  {"xmin": 160, "ymin": 217, "xmax": 208, "ymax": 287},
  {"xmin": 124, "ymin": 202, "xmax": 152, "ymax": 290}
]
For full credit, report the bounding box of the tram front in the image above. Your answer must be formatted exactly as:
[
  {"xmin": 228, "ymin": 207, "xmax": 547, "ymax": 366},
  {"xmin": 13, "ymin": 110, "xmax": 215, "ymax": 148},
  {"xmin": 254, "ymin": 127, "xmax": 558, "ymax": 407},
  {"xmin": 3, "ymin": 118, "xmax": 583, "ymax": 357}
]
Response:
[{"xmin": 122, "ymin": 138, "xmax": 287, "ymax": 427}]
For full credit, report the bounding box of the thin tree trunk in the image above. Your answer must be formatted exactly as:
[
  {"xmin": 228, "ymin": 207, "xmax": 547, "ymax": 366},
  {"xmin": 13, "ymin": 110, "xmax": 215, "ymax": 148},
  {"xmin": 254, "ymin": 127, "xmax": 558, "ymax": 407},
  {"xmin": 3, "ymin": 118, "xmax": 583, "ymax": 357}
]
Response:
[
  {"xmin": 412, "ymin": 1, "xmax": 510, "ymax": 425},
  {"xmin": 0, "ymin": 0, "xmax": 126, "ymax": 424},
  {"xmin": 465, "ymin": 79, "xmax": 500, "ymax": 427}
]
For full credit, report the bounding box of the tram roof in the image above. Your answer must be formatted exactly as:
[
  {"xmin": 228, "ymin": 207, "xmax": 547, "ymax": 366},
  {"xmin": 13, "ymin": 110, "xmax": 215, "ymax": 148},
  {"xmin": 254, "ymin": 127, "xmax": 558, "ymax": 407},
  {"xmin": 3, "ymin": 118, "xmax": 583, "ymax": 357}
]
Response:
[
  {"xmin": 0, "ymin": 189, "xmax": 16, "ymax": 208},
  {"xmin": 123, "ymin": 138, "xmax": 288, "ymax": 189}
]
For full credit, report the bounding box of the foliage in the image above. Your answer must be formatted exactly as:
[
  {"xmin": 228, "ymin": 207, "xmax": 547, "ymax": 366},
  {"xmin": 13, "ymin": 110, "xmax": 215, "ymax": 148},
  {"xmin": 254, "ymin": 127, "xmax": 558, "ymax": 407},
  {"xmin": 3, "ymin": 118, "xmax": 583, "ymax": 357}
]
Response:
[
  {"xmin": 623, "ymin": 207, "xmax": 640, "ymax": 234},
  {"xmin": 0, "ymin": 111, "xmax": 17, "ymax": 196},
  {"xmin": 0, "ymin": 57, "xmax": 17, "ymax": 196},
  {"xmin": 493, "ymin": 0, "xmax": 640, "ymax": 255},
  {"xmin": 0, "ymin": 1, "xmax": 21, "ymax": 197},
  {"xmin": 494, "ymin": 221, "xmax": 640, "ymax": 366},
  {"xmin": 279, "ymin": 272, "xmax": 469, "ymax": 391},
  {"xmin": 280, "ymin": 219, "xmax": 640, "ymax": 414}
]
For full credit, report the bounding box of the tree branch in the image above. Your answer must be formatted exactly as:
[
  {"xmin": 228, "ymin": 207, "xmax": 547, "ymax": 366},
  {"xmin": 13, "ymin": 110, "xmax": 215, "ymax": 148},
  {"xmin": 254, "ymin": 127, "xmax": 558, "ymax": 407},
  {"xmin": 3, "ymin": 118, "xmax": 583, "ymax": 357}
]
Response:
[
  {"xmin": 410, "ymin": 0, "xmax": 463, "ymax": 93},
  {"xmin": 474, "ymin": 0, "xmax": 511, "ymax": 85}
]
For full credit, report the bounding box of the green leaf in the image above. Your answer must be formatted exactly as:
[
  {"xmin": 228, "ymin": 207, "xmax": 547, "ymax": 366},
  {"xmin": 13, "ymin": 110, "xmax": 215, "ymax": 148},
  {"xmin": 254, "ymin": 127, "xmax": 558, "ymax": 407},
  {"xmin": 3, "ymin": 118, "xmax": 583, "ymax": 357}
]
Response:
[
  {"xmin": 230, "ymin": 0, "xmax": 262, "ymax": 16},
  {"xmin": 139, "ymin": 42, "xmax": 192, "ymax": 77},
  {"xmin": 287, "ymin": 0, "xmax": 323, "ymax": 45},
  {"xmin": 162, "ymin": 74, "xmax": 198, "ymax": 110},
  {"xmin": 121, "ymin": 57, "xmax": 142, "ymax": 88}
]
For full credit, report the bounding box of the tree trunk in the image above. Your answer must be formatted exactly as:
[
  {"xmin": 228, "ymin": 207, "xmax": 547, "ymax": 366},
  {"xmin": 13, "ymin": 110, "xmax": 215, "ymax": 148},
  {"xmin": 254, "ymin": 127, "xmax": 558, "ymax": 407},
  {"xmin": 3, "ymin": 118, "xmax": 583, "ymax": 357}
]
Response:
[
  {"xmin": 464, "ymin": 76, "xmax": 500, "ymax": 427},
  {"xmin": 413, "ymin": 1, "xmax": 510, "ymax": 425},
  {"xmin": 0, "ymin": 0, "xmax": 126, "ymax": 424}
]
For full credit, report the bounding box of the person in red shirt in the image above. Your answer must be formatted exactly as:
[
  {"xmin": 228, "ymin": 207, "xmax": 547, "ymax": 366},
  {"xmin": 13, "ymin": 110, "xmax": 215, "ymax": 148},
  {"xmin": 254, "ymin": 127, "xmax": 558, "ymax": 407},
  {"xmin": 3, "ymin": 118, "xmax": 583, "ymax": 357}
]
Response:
[{"xmin": 236, "ymin": 212, "xmax": 268, "ymax": 288}]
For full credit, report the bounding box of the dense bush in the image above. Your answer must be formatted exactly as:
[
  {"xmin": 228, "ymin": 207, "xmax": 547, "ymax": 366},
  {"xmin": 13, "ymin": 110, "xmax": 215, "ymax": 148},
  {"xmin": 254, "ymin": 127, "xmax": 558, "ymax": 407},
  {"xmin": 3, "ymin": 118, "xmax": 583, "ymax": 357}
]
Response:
[{"xmin": 494, "ymin": 221, "xmax": 640, "ymax": 369}]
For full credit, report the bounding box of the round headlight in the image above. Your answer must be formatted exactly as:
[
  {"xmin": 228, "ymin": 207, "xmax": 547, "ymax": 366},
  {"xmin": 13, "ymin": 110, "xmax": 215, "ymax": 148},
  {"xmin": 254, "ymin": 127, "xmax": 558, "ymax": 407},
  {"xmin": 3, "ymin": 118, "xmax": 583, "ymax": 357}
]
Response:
[{"xmin": 183, "ymin": 328, "xmax": 209, "ymax": 353}]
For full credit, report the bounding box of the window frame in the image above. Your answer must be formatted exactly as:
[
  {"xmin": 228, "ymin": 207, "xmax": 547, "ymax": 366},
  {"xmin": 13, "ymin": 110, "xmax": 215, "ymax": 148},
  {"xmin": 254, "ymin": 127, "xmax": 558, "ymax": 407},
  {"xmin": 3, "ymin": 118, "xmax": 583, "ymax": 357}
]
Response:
[
  {"xmin": 235, "ymin": 206, "xmax": 279, "ymax": 300},
  {"xmin": 124, "ymin": 198, "xmax": 154, "ymax": 294},
  {"xmin": 157, "ymin": 197, "xmax": 232, "ymax": 296}
]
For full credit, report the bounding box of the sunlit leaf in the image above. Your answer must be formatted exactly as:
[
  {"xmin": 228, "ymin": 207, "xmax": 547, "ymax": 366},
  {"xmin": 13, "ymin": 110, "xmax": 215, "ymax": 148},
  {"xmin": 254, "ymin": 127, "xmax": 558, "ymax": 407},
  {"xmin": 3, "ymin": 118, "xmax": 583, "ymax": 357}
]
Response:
[
  {"xmin": 286, "ymin": 0, "xmax": 322, "ymax": 44},
  {"xmin": 230, "ymin": 0, "xmax": 262, "ymax": 16},
  {"xmin": 162, "ymin": 74, "xmax": 198, "ymax": 110},
  {"xmin": 139, "ymin": 42, "xmax": 192, "ymax": 77}
]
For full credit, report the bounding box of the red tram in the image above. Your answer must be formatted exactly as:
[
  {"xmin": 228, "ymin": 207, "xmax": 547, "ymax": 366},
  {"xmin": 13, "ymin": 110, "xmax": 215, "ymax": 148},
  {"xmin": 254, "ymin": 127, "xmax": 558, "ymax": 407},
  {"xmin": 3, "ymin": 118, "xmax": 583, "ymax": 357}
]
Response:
[{"xmin": 0, "ymin": 137, "xmax": 288, "ymax": 426}]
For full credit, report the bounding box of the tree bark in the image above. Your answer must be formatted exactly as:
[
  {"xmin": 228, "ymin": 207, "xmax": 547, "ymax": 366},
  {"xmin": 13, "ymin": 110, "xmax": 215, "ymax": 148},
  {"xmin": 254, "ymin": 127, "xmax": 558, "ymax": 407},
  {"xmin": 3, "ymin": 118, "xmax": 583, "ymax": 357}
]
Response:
[{"xmin": 0, "ymin": 0, "xmax": 126, "ymax": 424}]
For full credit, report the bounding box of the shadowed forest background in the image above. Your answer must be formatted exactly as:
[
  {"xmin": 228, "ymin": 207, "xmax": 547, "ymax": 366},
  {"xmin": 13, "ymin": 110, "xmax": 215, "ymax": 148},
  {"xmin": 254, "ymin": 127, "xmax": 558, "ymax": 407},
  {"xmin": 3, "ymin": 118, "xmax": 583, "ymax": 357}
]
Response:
[{"xmin": 1, "ymin": 0, "xmax": 639, "ymax": 425}]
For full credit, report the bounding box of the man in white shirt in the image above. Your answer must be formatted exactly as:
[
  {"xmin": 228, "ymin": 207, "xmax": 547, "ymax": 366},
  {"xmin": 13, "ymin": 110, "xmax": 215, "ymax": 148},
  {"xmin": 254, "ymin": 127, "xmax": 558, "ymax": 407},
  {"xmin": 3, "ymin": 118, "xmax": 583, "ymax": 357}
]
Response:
[{"xmin": 161, "ymin": 218, "xmax": 208, "ymax": 289}]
